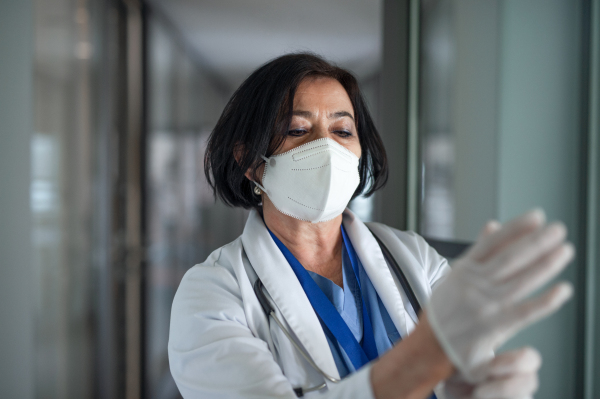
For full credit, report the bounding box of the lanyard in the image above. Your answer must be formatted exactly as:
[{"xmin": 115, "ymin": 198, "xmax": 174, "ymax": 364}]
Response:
[
  {"xmin": 340, "ymin": 226, "xmax": 379, "ymax": 362},
  {"xmin": 340, "ymin": 227, "xmax": 437, "ymax": 399},
  {"xmin": 268, "ymin": 226, "xmax": 378, "ymax": 370}
]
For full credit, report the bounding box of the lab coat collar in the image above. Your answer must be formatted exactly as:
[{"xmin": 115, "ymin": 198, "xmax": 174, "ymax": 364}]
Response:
[
  {"xmin": 241, "ymin": 209, "xmax": 341, "ymax": 380},
  {"xmin": 341, "ymin": 209, "xmax": 409, "ymax": 338},
  {"xmin": 240, "ymin": 208, "xmax": 411, "ymax": 380}
]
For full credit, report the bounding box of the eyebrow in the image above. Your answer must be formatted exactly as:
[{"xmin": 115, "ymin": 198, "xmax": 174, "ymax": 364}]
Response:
[{"xmin": 292, "ymin": 110, "xmax": 355, "ymax": 121}]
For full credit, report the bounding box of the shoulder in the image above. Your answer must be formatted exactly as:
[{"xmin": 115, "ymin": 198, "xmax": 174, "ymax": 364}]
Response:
[
  {"xmin": 172, "ymin": 238, "xmax": 247, "ymax": 322},
  {"xmin": 365, "ymin": 222, "xmax": 450, "ymax": 287},
  {"xmin": 366, "ymin": 222, "xmax": 433, "ymax": 262},
  {"xmin": 168, "ymin": 239, "xmax": 296, "ymax": 398}
]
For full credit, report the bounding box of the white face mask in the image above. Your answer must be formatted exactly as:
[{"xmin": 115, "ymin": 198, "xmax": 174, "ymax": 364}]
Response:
[{"xmin": 255, "ymin": 138, "xmax": 360, "ymax": 223}]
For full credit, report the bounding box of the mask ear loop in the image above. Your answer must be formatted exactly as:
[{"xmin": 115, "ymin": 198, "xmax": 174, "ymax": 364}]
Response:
[{"xmin": 253, "ymin": 155, "xmax": 270, "ymax": 193}]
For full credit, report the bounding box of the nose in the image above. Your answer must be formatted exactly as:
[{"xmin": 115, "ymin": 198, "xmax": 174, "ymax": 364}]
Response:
[{"xmin": 312, "ymin": 121, "xmax": 329, "ymax": 140}]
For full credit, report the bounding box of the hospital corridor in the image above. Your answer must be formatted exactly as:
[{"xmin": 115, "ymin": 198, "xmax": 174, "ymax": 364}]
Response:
[{"xmin": 1, "ymin": 0, "xmax": 599, "ymax": 398}]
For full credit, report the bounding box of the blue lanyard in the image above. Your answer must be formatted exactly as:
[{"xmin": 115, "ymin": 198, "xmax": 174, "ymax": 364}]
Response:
[
  {"xmin": 340, "ymin": 227, "xmax": 437, "ymax": 399},
  {"xmin": 268, "ymin": 226, "xmax": 379, "ymax": 370},
  {"xmin": 340, "ymin": 226, "xmax": 379, "ymax": 363}
]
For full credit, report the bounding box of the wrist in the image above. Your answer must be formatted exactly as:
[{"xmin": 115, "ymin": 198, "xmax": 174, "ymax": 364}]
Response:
[{"xmin": 370, "ymin": 311, "xmax": 454, "ymax": 399}]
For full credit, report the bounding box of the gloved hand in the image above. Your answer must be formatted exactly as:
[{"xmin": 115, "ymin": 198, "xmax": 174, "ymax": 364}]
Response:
[
  {"xmin": 443, "ymin": 347, "xmax": 541, "ymax": 399},
  {"xmin": 425, "ymin": 209, "xmax": 574, "ymax": 382}
]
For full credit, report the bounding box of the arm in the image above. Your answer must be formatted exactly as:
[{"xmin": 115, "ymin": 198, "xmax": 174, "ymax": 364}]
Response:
[
  {"xmin": 168, "ymin": 264, "xmax": 296, "ymax": 398},
  {"xmin": 371, "ymin": 311, "xmax": 454, "ymax": 399},
  {"xmin": 372, "ymin": 214, "xmax": 570, "ymax": 399}
]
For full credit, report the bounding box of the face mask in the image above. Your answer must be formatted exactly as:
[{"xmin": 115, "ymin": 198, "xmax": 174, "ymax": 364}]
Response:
[{"xmin": 254, "ymin": 138, "xmax": 360, "ymax": 223}]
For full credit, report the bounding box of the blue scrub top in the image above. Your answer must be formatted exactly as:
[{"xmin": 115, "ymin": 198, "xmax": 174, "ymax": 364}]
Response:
[{"xmin": 306, "ymin": 239, "xmax": 401, "ymax": 378}]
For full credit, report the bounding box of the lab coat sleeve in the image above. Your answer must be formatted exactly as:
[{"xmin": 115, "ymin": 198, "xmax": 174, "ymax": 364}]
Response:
[{"xmin": 168, "ymin": 254, "xmax": 376, "ymax": 399}]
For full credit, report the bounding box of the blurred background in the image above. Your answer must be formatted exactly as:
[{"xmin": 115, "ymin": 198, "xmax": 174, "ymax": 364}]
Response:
[{"xmin": 1, "ymin": 0, "xmax": 599, "ymax": 398}]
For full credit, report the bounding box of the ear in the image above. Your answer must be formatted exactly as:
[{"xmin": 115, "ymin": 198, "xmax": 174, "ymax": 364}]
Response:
[{"xmin": 233, "ymin": 144, "xmax": 259, "ymax": 182}]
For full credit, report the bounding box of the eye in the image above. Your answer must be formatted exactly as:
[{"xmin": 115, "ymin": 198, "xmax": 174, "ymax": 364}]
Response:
[
  {"xmin": 334, "ymin": 130, "xmax": 353, "ymax": 138},
  {"xmin": 287, "ymin": 129, "xmax": 308, "ymax": 137}
]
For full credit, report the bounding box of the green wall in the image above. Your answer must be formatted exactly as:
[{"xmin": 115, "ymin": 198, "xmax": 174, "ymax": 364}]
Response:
[
  {"xmin": 496, "ymin": 1, "xmax": 583, "ymax": 398},
  {"xmin": 0, "ymin": 0, "xmax": 34, "ymax": 398}
]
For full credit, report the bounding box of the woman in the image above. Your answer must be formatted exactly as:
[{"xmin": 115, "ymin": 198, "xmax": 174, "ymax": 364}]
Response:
[{"xmin": 168, "ymin": 53, "xmax": 574, "ymax": 398}]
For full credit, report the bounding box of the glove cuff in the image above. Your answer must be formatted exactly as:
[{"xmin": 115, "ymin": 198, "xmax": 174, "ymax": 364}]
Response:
[{"xmin": 425, "ymin": 303, "xmax": 475, "ymax": 383}]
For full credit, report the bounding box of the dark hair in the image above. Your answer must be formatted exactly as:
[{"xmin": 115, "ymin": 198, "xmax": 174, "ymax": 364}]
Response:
[{"xmin": 204, "ymin": 52, "xmax": 388, "ymax": 209}]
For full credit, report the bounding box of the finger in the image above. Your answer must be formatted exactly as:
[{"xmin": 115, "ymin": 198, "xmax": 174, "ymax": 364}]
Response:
[
  {"xmin": 478, "ymin": 220, "xmax": 502, "ymax": 241},
  {"xmin": 484, "ymin": 222, "xmax": 567, "ymax": 281},
  {"xmin": 498, "ymin": 283, "xmax": 573, "ymax": 342},
  {"xmin": 485, "ymin": 347, "xmax": 541, "ymax": 377},
  {"xmin": 473, "ymin": 372, "xmax": 538, "ymax": 399},
  {"xmin": 497, "ymin": 243, "xmax": 574, "ymax": 303},
  {"xmin": 465, "ymin": 209, "xmax": 546, "ymax": 263}
]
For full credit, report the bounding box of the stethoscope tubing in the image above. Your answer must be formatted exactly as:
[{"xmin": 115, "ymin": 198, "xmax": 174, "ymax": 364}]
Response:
[
  {"xmin": 253, "ymin": 278, "xmax": 334, "ymax": 396},
  {"xmin": 269, "ymin": 309, "xmax": 338, "ymax": 386},
  {"xmin": 367, "ymin": 228, "xmax": 423, "ymax": 315}
]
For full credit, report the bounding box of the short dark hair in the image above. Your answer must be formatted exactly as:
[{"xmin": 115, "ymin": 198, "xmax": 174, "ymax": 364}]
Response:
[{"xmin": 204, "ymin": 52, "xmax": 388, "ymax": 209}]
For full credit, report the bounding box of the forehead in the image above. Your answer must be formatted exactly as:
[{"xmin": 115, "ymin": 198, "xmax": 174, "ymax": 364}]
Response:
[{"xmin": 293, "ymin": 77, "xmax": 354, "ymax": 114}]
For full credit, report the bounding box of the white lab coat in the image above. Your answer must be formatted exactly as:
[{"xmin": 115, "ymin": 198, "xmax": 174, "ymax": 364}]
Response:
[{"xmin": 168, "ymin": 208, "xmax": 450, "ymax": 398}]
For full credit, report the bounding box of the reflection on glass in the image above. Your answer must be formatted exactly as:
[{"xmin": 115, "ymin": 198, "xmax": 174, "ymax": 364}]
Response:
[
  {"xmin": 145, "ymin": 15, "xmax": 245, "ymax": 398},
  {"xmin": 420, "ymin": 1, "xmax": 585, "ymax": 397},
  {"xmin": 419, "ymin": 0, "xmax": 456, "ymax": 240},
  {"xmin": 32, "ymin": 0, "xmax": 95, "ymax": 397},
  {"xmin": 33, "ymin": 0, "xmax": 128, "ymax": 397}
]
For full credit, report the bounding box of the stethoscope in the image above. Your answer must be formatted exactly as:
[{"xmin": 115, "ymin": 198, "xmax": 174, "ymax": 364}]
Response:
[{"xmin": 252, "ymin": 228, "xmax": 423, "ymax": 397}]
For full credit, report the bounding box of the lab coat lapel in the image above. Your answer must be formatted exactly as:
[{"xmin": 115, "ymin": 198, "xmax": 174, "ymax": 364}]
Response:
[
  {"xmin": 241, "ymin": 210, "xmax": 340, "ymax": 380},
  {"xmin": 342, "ymin": 209, "xmax": 410, "ymax": 338}
]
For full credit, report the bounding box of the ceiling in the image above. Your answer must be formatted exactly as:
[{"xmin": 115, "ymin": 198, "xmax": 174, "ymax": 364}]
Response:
[{"xmin": 149, "ymin": 0, "xmax": 382, "ymax": 87}]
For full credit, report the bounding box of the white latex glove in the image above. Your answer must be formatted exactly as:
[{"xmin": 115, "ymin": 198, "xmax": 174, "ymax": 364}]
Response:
[
  {"xmin": 426, "ymin": 209, "xmax": 574, "ymax": 382},
  {"xmin": 444, "ymin": 347, "xmax": 541, "ymax": 399}
]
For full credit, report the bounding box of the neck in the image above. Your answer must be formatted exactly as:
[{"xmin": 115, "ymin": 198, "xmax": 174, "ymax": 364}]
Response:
[{"xmin": 262, "ymin": 197, "xmax": 344, "ymax": 286}]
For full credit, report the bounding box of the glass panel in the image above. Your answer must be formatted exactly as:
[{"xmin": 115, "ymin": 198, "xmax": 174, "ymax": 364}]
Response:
[
  {"xmin": 144, "ymin": 15, "xmax": 245, "ymax": 398},
  {"xmin": 32, "ymin": 0, "xmax": 96, "ymax": 396},
  {"xmin": 33, "ymin": 0, "xmax": 127, "ymax": 397},
  {"xmin": 419, "ymin": 0, "xmax": 457, "ymax": 240},
  {"xmin": 419, "ymin": 1, "xmax": 584, "ymax": 397}
]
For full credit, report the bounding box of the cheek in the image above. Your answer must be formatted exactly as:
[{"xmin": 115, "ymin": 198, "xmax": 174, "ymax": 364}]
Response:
[
  {"xmin": 278, "ymin": 137, "xmax": 302, "ymax": 153},
  {"xmin": 348, "ymin": 141, "xmax": 362, "ymax": 159}
]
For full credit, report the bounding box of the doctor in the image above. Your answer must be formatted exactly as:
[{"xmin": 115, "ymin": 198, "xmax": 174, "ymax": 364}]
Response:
[{"xmin": 168, "ymin": 53, "xmax": 574, "ymax": 399}]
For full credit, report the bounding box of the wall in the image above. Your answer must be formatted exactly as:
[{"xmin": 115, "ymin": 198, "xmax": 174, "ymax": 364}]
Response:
[
  {"xmin": 496, "ymin": 1, "xmax": 583, "ymax": 397},
  {"xmin": 418, "ymin": 0, "xmax": 585, "ymax": 396},
  {"xmin": 452, "ymin": 0, "xmax": 500, "ymax": 241},
  {"xmin": 0, "ymin": 1, "xmax": 35, "ymax": 398}
]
